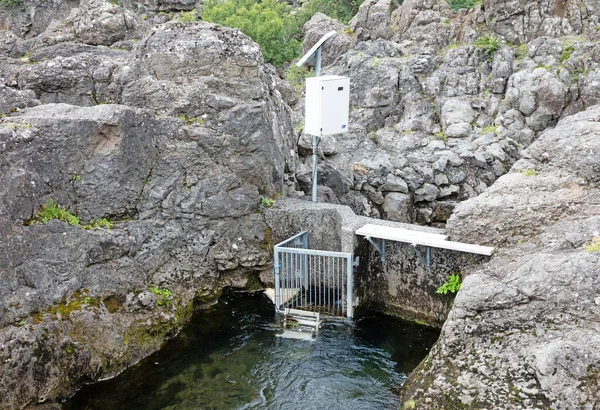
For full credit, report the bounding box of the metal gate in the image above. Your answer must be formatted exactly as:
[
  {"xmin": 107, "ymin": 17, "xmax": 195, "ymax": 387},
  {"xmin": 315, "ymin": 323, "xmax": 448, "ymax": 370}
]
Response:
[{"xmin": 273, "ymin": 232, "xmax": 354, "ymax": 318}]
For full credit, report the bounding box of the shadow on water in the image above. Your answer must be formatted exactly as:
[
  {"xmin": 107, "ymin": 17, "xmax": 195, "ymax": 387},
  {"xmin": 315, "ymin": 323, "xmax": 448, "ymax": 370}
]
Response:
[{"xmin": 64, "ymin": 291, "xmax": 439, "ymax": 410}]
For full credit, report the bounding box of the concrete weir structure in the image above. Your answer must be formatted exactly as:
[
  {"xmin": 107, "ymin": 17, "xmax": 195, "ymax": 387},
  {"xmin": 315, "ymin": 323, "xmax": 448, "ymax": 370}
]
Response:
[{"xmin": 264, "ymin": 199, "xmax": 490, "ymax": 327}]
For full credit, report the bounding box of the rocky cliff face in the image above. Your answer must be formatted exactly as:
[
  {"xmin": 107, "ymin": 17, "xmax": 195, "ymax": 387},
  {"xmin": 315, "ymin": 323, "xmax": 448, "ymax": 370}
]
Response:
[
  {"xmin": 294, "ymin": 0, "xmax": 600, "ymax": 228},
  {"xmin": 0, "ymin": 2, "xmax": 294, "ymax": 407},
  {"xmin": 399, "ymin": 104, "xmax": 600, "ymax": 409}
]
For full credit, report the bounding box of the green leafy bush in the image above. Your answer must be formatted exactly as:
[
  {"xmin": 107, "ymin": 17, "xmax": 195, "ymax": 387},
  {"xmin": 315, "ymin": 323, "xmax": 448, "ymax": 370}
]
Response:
[
  {"xmin": 178, "ymin": 10, "xmax": 198, "ymax": 23},
  {"xmin": 296, "ymin": 0, "xmax": 364, "ymax": 25},
  {"xmin": 474, "ymin": 34, "xmax": 500, "ymax": 56},
  {"xmin": 284, "ymin": 65, "xmax": 314, "ymax": 93},
  {"xmin": 150, "ymin": 286, "xmax": 173, "ymax": 307},
  {"xmin": 260, "ymin": 196, "xmax": 275, "ymax": 207},
  {"xmin": 202, "ymin": 0, "xmax": 366, "ymax": 66},
  {"xmin": 0, "ymin": 0, "xmax": 23, "ymax": 7},
  {"xmin": 202, "ymin": 0, "xmax": 301, "ymax": 66},
  {"xmin": 31, "ymin": 199, "xmax": 80, "ymax": 226},
  {"xmin": 29, "ymin": 199, "xmax": 112, "ymax": 230},
  {"xmin": 436, "ymin": 273, "xmax": 462, "ymax": 295},
  {"xmin": 585, "ymin": 237, "xmax": 600, "ymax": 252},
  {"xmin": 447, "ymin": 0, "xmax": 481, "ymax": 10}
]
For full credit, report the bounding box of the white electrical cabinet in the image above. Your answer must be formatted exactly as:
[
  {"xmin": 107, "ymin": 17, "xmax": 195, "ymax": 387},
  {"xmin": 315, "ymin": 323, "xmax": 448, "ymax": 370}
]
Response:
[{"xmin": 304, "ymin": 76, "xmax": 350, "ymax": 136}]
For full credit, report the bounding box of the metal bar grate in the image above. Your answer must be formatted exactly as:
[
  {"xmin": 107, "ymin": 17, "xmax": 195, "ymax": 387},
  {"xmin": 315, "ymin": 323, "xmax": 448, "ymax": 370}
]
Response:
[{"xmin": 273, "ymin": 232, "xmax": 354, "ymax": 318}]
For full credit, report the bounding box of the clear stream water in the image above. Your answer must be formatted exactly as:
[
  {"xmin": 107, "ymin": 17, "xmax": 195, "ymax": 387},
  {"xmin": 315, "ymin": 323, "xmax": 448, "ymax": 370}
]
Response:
[{"xmin": 64, "ymin": 292, "xmax": 439, "ymax": 410}]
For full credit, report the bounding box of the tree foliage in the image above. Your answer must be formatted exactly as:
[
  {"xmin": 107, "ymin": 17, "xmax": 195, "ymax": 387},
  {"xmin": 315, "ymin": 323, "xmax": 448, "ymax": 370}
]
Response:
[
  {"xmin": 202, "ymin": 0, "xmax": 365, "ymax": 66},
  {"xmin": 202, "ymin": 0, "xmax": 301, "ymax": 67},
  {"xmin": 446, "ymin": 0, "xmax": 480, "ymax": 10},
  {"xmin": 296, "ymin": 0, "xmax": 363, "ymax": 25}
]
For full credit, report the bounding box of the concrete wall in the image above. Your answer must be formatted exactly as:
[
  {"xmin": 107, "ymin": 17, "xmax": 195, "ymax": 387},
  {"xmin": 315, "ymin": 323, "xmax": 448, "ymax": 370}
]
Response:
[{"xmin": 265, "ymin": 198, "xmax": 490, "ymax": 328}]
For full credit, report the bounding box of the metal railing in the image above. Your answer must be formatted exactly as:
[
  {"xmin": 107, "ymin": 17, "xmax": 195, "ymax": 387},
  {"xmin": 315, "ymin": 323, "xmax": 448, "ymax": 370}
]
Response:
[{"xmin": 273, "ymin": 232, "xmax": 354, "ymax": 318}]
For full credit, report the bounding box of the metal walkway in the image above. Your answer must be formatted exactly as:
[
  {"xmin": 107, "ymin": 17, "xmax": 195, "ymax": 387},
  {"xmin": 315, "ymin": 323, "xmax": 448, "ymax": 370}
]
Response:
[{"xmin": 272, "ymin": 231, "xmax": 354, "ymax": 319}]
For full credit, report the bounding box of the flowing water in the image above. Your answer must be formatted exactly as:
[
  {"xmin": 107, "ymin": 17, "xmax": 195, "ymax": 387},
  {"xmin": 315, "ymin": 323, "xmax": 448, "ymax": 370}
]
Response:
[{"xmin": 65, "ymin": 291, "xmax": 439, "ymax": 410}]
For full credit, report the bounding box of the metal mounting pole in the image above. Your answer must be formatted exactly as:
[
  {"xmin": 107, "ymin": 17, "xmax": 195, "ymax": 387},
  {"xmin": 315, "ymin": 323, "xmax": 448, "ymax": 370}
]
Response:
[{"xmin": 296, "ymin": 31, "xmax": 336, "ymax": 204}]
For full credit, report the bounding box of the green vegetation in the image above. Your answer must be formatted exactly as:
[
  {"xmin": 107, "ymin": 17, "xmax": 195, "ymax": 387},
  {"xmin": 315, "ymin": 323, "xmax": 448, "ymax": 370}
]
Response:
[
  {"xmin": 284, "ymin": 65, "xmax": 314, "ymax": 94},
  {"xmin": 560, "ymin": 45, "xmax": 575, "ymax": 64},
  {"xmin": 435, "ymin": 130, "xmax": 447, "ymax": 142},
  {"xmin": 585, "ymin": 237, "xmax": 600, "ymax": 252},
  {"xmin": 436, "ymin": 273, "xmax": 462, "ymax": 295},
  {"xmin": 299, "ymin": 0, "xmax": 363, "ymax": 25},
  {"xmin": 446, "ymin": 0, "xmax": 481, "ymax": 10},
  {"xmin": 29, "ymin": 199, "xmax": 113, "ymax": 230},
  {"xmin": 0, "ymin": 0, "xmax": 23, "ymax": 7},
  {"xmin": 260, "ymin": 196, "xmax": 275, "ymax": 207},
  {"xmin": 43, "ymin": 290, "xmax": 100, "ymax": 319},
  {"xmin": 515, "ymin": 43, "xmax": 528, "ymax": 60},
  {"xmin": 518, "ymin": 169, "xmax": 538, "ymax": 177},
  {"xmin": 177, "ymin": 114, "xmax": 205, "ymax": 125},
  {"xmin": 202, "ymin": 0, "xmax": 364, "ymax": 66},
  {"xmin": 178, "ymin": 10, "xmax": 198, "ymax": 23},
  {"xmin": 481, "ymin": 125, "xmax": 498, "ymax": 134},
  {"xmin": 474, "ymin": 34, "xmax": 500, "ymax": 57},
  {"xmin": 202, "ymin": 0, "xmax": 300, "ymax": 66},
  {"xmin": 31, "ymin": 199, "xmax": 80, "ymax": 226},
  {"xmin": 150, "ymin": 286, "xmax": 173, "ymax": 307},
  {"xmin": 403, "ymin": 400, "xmax": 417, "ymax": 410}
]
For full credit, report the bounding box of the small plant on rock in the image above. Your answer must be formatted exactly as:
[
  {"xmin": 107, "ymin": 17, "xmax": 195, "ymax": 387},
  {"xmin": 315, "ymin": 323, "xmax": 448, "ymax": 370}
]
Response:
[
  {"xmin": 436, "ymin": 273, "xmax": 462, "ymax": 295},
  {"xmin": 82, "ymin": 218, "xmax": 112, "ymax": 230},
  {"xmin": 30, "ymin": 199, "xmax": 80, "ymax": 226},
  {"xmin": 474, "ymin": 34, "xmax": 500, "ymax": 57},
  {"xmin": 260, "ymin": 196, "xmax": 275, "ymax": 208},
  {"xmin": 150, "ymin": 286, "xmax": 173, "ymax": 307},
  {"xmin": 284, "ymin": 65, "xmax": 313, "ymax": 94},
  {"xmin": 178, "ymin": 11, "xmax": 198, "ymax": 23},
  {"xmin": 519, "ymin": 169, "xmax": 538, "ymax": 177},
  {"xmin": 585, "ymin": 237, "xmax": 600, "ymax": 252}
]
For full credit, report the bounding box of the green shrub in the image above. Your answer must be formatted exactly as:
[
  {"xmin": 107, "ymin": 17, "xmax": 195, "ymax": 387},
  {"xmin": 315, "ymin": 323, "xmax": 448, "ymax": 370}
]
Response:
[
  {"xmin": 284, "ymin": 65, "xmax": 314, "ymax": 94},
  {"xmin": 0, "ymin": 0, "xmax": 23, "ymax": 7},
  {"xmin": 296, "ymin": 0, "xmax": 364, "ymax": 25},
  {"xmin": 447, "ymin": 0, "xmax": 481, "ymax": 10},
  {"xmin": 150, "ymin": 286, "xmax": 172, "ymax": 307},
  {"xmin": 474, "ymin": 34, "xmax": 500, "ymax": 56},
  {"xmin": 436, "ymin": 273, "xmax": 462, "ymax": 295},
  {"xmin": 31, "ymin": 199, "xmax": 80, "ymax": 226},
  {"xmin": 178, "ymin": 10, "xmax": 198, "ymax": 23},
  {"xmin": 202, "ymin": 0, "xmax": 301, "ymax": 66},
  {"xmin": 202, "ymin": 0, "xmax": 366, "ymax": 66},
  {"xmin": 584, "ymin": 237, "xmax": 600, "ymax": 252},
  {"xmin": 260, "ymin": 196, "xmax": 275, "ymax": 207},
  {"xmin": 82, "ymin": 218, "xmax": 112, "ymax": 230},
  {"xmin": 29, "ymin": 199, "xmax": 112, "ymax": 230}
]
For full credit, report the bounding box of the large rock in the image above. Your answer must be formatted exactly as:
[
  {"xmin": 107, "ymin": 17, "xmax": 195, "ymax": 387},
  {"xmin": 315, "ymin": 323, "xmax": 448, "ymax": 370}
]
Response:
[
  {"xmin": 349, "ymin": 0, "xmax": 391, "ymax": 41},
  {"xmin": 301, "ymin": 13, "xmax": 355, "ymax": 68},
  {"xmin": 400, "ymin": 105, "xmax": 600, "ymax": 408},
  {"xmin": 111, "ymin": 20, "xmax": 293, "ymax": 194},
  {"xmin": 483, "ymin": 0, "xmax": 600, "ymax": 43},
  {"xmin": 41, "ymin": 0, "xmax": 140, "ymax": 47},
  {"xmin": 0, "ymin": 18, "xmax": 293, "ymax": 408}
]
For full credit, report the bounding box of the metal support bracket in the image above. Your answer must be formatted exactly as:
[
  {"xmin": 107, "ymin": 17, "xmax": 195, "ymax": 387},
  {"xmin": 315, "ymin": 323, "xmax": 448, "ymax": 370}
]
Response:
[
  {"xmin": 412, "ymin": 245, "xmax": 431, "ymax": 268},
  {"xmin": 365, "ymin": 236, "xmax": 386, "ymax": 261}
]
